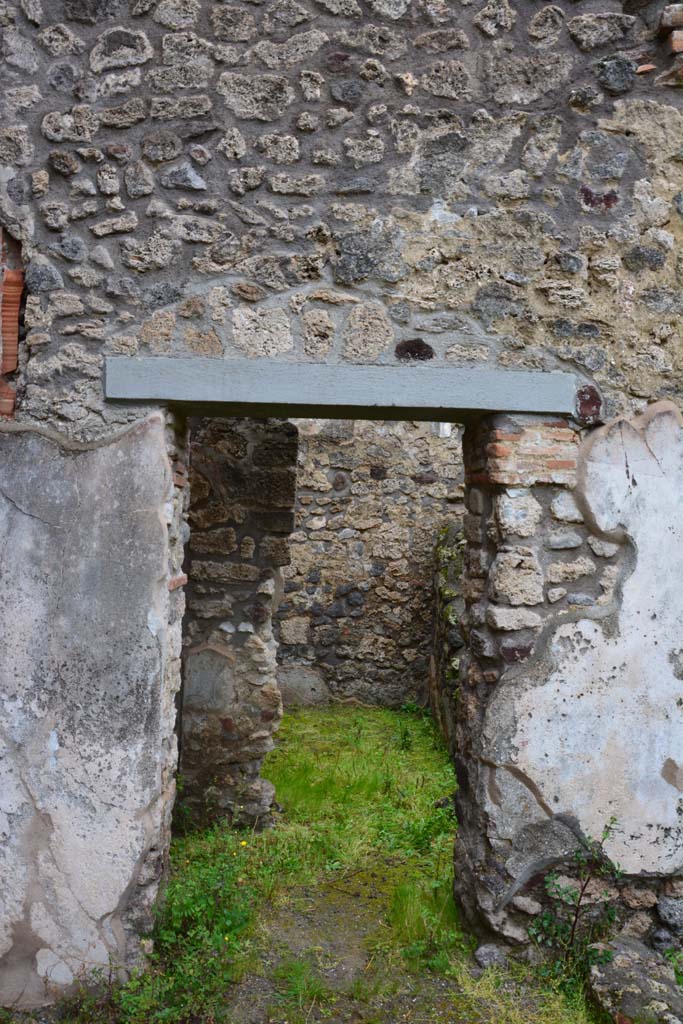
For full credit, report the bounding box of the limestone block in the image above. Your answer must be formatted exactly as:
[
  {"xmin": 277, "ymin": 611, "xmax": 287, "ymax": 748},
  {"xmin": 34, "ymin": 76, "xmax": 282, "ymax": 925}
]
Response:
[
  {"xmin": 488, "ymin": 547, "xmax": 544, "ymax": 606},
  {"xmin": 495, "ymin": 489, "xmax": 542, "ymax": 538},
  {"xmin": 280, "ymin": 616, "xmax": 310, "ymax": 644},
  {"xmin": 486, "ymin": 606, "xmax": 542, "ymax": 630},
  {"xmin": 0, "ymin": 417, "xmax": 176, "ymax": 1008},
  {"xmin": 546, "ymin": 555, "xmax": 595, "ymax": 582},
  {"xmin": 278, "ymin": 666, "xmax": 330, "ymax": 706},
  {"xmin": 550, "ymin": 490, "xmax": 583, "ymax": 522}
]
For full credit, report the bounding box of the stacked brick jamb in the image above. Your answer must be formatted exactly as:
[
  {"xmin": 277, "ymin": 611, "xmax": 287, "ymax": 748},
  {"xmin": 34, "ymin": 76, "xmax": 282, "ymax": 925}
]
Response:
[
  {"xmin": 455, "ymin": 408, "xmax": 683, "ymax": 951},
  {"xmin": 456, "ymin": 414, "xmax": 608, "ymax": 940},
  {"xmin": 0, "ymin": 228, "xmax": 23, "ymax": 417}
]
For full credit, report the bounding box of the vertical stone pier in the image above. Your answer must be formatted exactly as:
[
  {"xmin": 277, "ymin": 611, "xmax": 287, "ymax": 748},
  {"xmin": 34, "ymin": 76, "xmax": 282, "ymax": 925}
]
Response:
[
  {"xmin": 180, "ymin": 418, "xmax": 298, "ymax": 827},
  {"xmin": 0, "ymin": 414, "xmax": 187, "ymax": 1008},
  {"xmin": 456, "ymin": 404, "xmax": 683, "ymax": 945}
]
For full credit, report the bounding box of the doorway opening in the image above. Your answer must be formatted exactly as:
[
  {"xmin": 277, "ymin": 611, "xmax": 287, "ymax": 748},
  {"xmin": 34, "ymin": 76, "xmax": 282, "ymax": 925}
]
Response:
[{"xmin": 176, "ymin": 414, "xmax": 464, "ymax": 829}]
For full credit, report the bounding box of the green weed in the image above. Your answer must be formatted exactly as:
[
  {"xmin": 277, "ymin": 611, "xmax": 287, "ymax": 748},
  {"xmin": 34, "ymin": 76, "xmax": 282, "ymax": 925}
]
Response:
[
  {"xmin": 273, "ymin": 957, "xmax": 330, "ymax": 1009},
  {"xmin": 528, "ymin": 818, "xmax": 622, "ymax": 999},
  {"xmin": 4, "ymin": 708, "xmax": 608, "ymax": 1024},
  {"xmin": 665, "ymin": 947, "xmax": 683, "ymax": 985}
]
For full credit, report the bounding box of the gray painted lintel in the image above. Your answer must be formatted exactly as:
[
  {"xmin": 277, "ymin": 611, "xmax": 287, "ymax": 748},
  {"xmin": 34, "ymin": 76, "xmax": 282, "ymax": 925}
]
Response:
[{"xmin": 105, "ymin": 356, "xmax": 579, "ymax": 419}]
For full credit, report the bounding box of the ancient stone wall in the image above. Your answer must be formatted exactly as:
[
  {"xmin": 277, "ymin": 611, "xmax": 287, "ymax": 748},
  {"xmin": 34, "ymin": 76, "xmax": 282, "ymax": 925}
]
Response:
[
  {"xmin": 275, "ymin": 418, "xmax": 464, "ymax": 708},
  {"xmin": 2, "ymin": 0, "xmax": 683, "ymax": 434},
  {"xmin": 181, "ymin": 416, "xmax": 297, "ymax": 826},
  {"xmin": 430, "ymin": 520, "xmax": 465, "ymax": 751},
  {"xmin": 454, "ymin": 405, "xmax": 683, "ymax": 948},
  {"xmin": 0, "ymin": 413, "xmax": 187, "ymax": 1007},
  {"xmin": 2, "ymin": 0, "xmax": 683, "ymax": 1006}
]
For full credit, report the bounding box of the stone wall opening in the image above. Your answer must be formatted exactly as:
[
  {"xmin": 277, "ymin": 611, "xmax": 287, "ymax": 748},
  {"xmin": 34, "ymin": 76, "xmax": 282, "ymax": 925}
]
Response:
[
  {"xmin": 4, "ymin": 400, "xmax": 683, "ymax": 1010},
  {"xmin": 179, "ymin": 416, "xmax": 299, "ymax": 829},
  {"xmin": 275, "ymin": 417, "xmax": 464, "ymax": 710},
  {"xmin": 178, "ymin": 413, "xmax": 465, "ymax": 828}
]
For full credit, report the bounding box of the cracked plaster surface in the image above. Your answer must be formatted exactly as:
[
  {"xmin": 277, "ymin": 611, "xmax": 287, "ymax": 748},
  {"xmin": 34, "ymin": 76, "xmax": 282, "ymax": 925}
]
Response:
[
  {"xmin": 0, "ymin": 415, "xmax": 176, "ymax": 1008},
  {"xmin": 484, "ymin": 401, "xmax": 683, "ymax": 879}
]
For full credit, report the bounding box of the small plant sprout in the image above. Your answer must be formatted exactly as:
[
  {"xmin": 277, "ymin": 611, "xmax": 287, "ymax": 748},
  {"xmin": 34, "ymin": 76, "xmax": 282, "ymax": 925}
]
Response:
[{"xmin": 528, "ymin": 817, "xmax": 622, "ymax": 995}]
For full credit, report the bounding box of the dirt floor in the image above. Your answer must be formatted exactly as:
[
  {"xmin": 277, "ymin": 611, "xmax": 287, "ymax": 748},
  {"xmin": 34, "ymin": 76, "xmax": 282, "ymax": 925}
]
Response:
[{"xmin": 224, "ymin": 865, "xmax": 476, "ymax": 1024}]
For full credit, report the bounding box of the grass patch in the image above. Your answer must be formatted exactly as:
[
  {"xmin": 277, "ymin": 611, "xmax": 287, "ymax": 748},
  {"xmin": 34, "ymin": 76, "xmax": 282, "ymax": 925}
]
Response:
[{"xmin": 2, "ymin": 707, "xmax": 608, "ymax": 1024}]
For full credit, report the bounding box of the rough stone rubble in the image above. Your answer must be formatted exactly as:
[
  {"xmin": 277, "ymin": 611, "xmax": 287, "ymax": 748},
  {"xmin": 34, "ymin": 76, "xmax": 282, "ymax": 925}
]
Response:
[
  {"xmin": 1, "ymin": 0, "xmax": 683, "ymax": 1011},
  {"xmin": 1, "ymin": 0, "xmax": 683, "ymax": 433},
  {"xmin": 275, "ymin": 418, "xmax": 464, "ymax": 709}
]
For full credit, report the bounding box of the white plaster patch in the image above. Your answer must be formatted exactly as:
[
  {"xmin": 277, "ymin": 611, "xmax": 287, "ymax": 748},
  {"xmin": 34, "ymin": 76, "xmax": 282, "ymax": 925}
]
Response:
[
  {"xmin": 47, "ymin": 730, "xmax": 59, "ymax": 769},
  {"xmin": 35, "ymin": 950, "xmax": 74, "ymax": 987},
  {"xmin": 0, "ymin": 418, "xmax": 175, "ymax": 1007}
]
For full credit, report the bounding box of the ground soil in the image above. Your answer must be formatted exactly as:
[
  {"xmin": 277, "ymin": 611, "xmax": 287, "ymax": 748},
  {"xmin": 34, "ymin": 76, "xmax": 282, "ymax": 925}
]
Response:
[{"xmin": 224, "ymin": 863, "xmax": 476, "ymax": 1024}]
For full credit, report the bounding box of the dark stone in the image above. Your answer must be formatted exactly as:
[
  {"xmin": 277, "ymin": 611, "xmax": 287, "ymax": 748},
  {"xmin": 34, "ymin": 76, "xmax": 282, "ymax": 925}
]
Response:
[
  {"xmin": 412, "ymin": 469, "xmax": 438, "ymax": 484},
  {"xmin": 145, "ymin": 282, "xmax": 183, "ymax": 307},
  {"xmin": 389, "ymin": 301, "xmax": 411, "ymax": 323},
  {"xmin": 104, "ymin": 276, "xmax": 141, "ymax": 301},
  {"xmin": 674, "ymin": 192, "xmax": 683, "ymax": 216},
  {"xmin": 596, "ymin": 56, "xmax": 636, "ymax": 95},
  {"xmin": 347, "ymin": 591, "xmax": 364, "ymax": 607},
  {"xmin": 64, "ymin": 0, "xmax": 124, "ymax": 22},
  {"xmin": 172, "ymin": 119, "xmax": 221, "ymax": 140},
  {"xmin": 575, "ymin": 384, "xmax": 602, "ymax": 425},
  {"xmin": 658, "ymin": 897, "xmax": 683, "ymax": 934},
  {"xmin": 370, "ymin": 464, "xmax": 387, "ymax": 480},
  {"xmin": 47, "ymin": 61, "xmax": 81, "ymax": 93},
  {"xmin": 579, "ymin": 185, "xmax": 619, "ymax": 211},
  {"xmin": 472, "ymin": 283, "xmax": 525, "ymax": 325},
  {"xmin": 25, "ymin": 259, "xmax": 64, "ymax": 293},
  {"xmin": 447, "ymin": 626, "xmax": 464, "ymax": 648},
  {"xmin": 99, "ymin": 27, "xmax": 142, "ymax": 57},
  {"xmin": 555, "ymin": 251, "xmax": 583, "ymax": 274},
  {"xmin": 335, "ymin": 583, "xmax": 354, "ymax": 597},
  {"xmin": 327, "ymin": 601, "xmax": 347, "ymax": 618},
  {"xmin": 326, "ymin": 51, "xmax": 354, "ymax": 73},
  {"xmin": 48, "ymin": 150, "xmax": 81, "ymax": 177},
  {"xmin": 160, "ymin": 162, "xmax": 207, "ymax": 191},
  {"xmin": 651, "ymin": 927, "xmax": 675, "ymax": 952},
  {"xmin": 622, "ymin": 246, "xmax": 666, "ymax": 272},
  {"xmin": 51, "ymin": 233, "xmax": 87, "ymax": 262},
  {"xmin": 105, "ymin": 143, "xmax": 134, "ymax": 164},
  {"xmin": 6, "ymin": 177, "xmax": 28, "ymax": 204},
  {"xmin": 141, "ymin": 130, "xmax": 183, "ymax": 163},
  {"xmin": 471, "ymin": 630, "xmax": 497, "ymax": 660},
  {"xmin": 333, "ymin": 223, "xmax": 405, "ymax": 284},
  {"xmin": 395, "ymin": 338, "xmax": 434, "ymax": 362},
  {"xmin": 330, "ymin": 80, "xmax": 364, "ymax": 106},
  {"xmin": 419, "ymin": 131, "xmax": 468, "ymax": 194},
  {"xmin": 568, "ymin": 86, "xmax": 602, "ymax": 112},
  {"xmin": 475, "ymin": 944, "xmax": 508, "ymax": 969}
]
